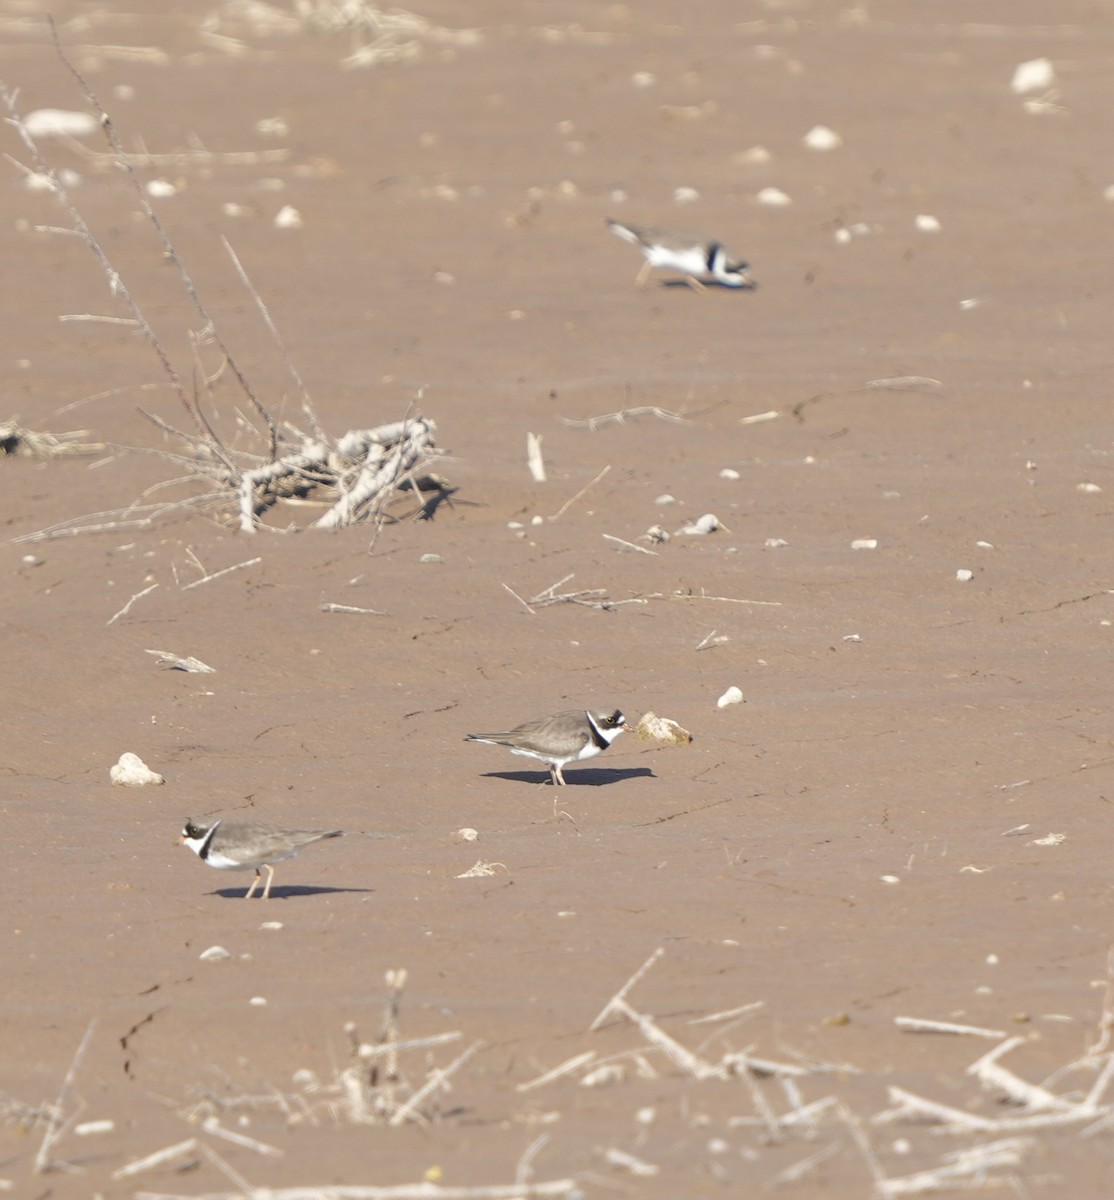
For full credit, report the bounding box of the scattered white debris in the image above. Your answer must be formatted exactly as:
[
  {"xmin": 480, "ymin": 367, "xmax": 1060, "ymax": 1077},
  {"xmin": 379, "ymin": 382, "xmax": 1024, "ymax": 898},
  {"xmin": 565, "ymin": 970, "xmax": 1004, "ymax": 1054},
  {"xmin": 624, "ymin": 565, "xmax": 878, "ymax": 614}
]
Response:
[
  {"xmin": 631, "ymin": 71, "xmax": 656, "ymax": 88},
  {"xmin": 739, "ymin": 409, "xmax": 780, "ymax": 425},
  {"xmin": 145, "ymin": 179, "xmax": 178, "ymax": 198},
  {"xmin": 915, "ymin": 213, "xmax": 941, "ymax": 233},
  {"xmin": 850, "ymin": 538, "xmax": 878, "ymax": 550},
  {"xmin": 734, "ymin": 145, "xmax": 771, "ymax": 165},
  {"xmin": 956, "ymin": 568, "xmax": 974, "ymax": 582},
  {"xmin": 25, "ymin": 170, "xmax": 81, "ymax": 191},
  {"xmin": 454, "ymin": 827, "xmax": 480, "ymax": 843},
  {"xmin": 803, "ymin": 124, "xmax": 841, "ymax": 151},
  {"xmin": 1011, "ymin": 57, "xmax": 1055, "ymax": 95},
  {"xmin": 654, "ymin": 493, "xmax": 677, "ymax": 505},
  {"xmin": 21, "ymin": 554, "xmax": 43, "ymax": 566},
  {"xmin": 673, "ymin": 186, "xmax": 700, "ymax": 205},
  {"xmin": 678, "ymin": 513, "xmax": 720, "ymax": 535},
  {"xmin": 867, "ymin": 375, "xmax": 943, "ymax": 393},
  {"xmin": 881, "ymin": 875, "xmax": 901, "ymax": 884},
  {"xmin": 109, "ymin": 752, "xmax": 164, "ymax": 787},
  {"xmin": 959, "ymin": 297, "xmax": 981, "ymax": 310},
  {"xmin": 764, "ymin": 537, "xmax": 789, "ymax": 549},
  {"xmin": 260, "ymin": 921, "xmax": 284, "ymax": 931},
  {"xmin": 74, "ymin": 1120, "xmax": 115, "ymax": 1136},
  {"xmin": 843, "ymin": 634, "xmax": 862, "ymax": 643},
  {"xmin": 249, "ymin": 996, "xmax": 268, "ymax": 1006},
  {"xmin": 604, "ymin": 1147, "xmax": 659, "ymax": 1176},
  {"xmin": 200, "ymin": 946, "xmax": 232, "ymax": 962},
  {"xmin": 1028, "ymin": 833, "xmax": 1065, "ymax": 846},
  {"xmin": 456, "ymin": 861, "xmax": 506, "ymax": 878},
  {"xmin": 635, "ymin": 712, "xmax": 694, "ymax": 744},
  {"xmin": 976, "ymin": 540, "xmax": 994, "ymax": 549},
  {"xmin": 756, "ymin": 186, "xmax": 792, "ymax": 207},
  {"xmin": 24, "ymin": 108, "xmax": 98, "ymax": 138},
  {"xmin": 834, "ymin": 227, "xmax": 853, "ymax": 245},
  {"xmin": 719, "ymin": 468, "xmax": 740, "ymax": 480},
  {"xmin": 419, "ymin": 553, "xmax": 442, "ymax": 564},
  {"xmin": 1077, "ymin": 482, "xmax": 1103, "ymax": 494},
  {"xmin": 255, "ymin": 115, "xmax": 288, "ymax": 137},
  {"xmin": 717, "ymin": 685, "xmax": 744, "ymax": 709},
  {"xmin": 273, "ymin": 204, "xmax": 303, "ymax": 229}
]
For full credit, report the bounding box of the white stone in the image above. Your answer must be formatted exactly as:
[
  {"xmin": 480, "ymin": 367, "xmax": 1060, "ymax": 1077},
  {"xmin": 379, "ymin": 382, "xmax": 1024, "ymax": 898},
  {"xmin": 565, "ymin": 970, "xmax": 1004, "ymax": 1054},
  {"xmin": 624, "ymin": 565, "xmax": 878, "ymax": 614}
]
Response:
[
  {"xmin": 24, "ymin": 109, "xmax": 98, "ymax": 138},
  {"xmin": 109, "ymin": 752, "xmax": 164, "ymax": 787},
  {"xmin": 717, "ymin": 685, "xmax": 744, "ymax": 708},
  {"xmin": 803, "ymin": 124, "xmax": 841, "ymax": 150},
  {"xmin": 1011, "ymin": 58, "xmax": 1055, "ymax": 95},
  {"xmin": 200, "ymin": 945, "xmax": 231, "ymax": 962}
]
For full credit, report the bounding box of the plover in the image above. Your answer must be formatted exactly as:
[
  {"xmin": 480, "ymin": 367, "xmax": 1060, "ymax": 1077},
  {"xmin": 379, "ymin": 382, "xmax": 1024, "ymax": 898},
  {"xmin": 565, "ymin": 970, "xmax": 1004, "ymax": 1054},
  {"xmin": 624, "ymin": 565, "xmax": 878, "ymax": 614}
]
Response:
[
  {"xmin": 179, "ymin": 818, "xmax": 343, "ymax": 899},
  {"xmin": 605, "ymin": 218, "xmax": 755, "ymax": 291},
  {"xmin": 465, "ymin": 708, "xmax": 629, "ymax": 785}
]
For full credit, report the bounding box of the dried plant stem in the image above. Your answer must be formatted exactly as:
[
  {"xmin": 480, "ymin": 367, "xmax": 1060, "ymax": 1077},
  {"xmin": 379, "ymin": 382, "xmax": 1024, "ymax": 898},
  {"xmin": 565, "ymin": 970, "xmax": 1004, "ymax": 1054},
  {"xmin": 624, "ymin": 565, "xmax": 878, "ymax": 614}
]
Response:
[
  {"xmin": 33, "ymin": 1018, "xmax": 96, "ymax": 1174},
  {"xmin": 590, "ymin": 946, "xmax": 664, "ymax": 1030},
  {"xmin": 387, "ymin": 1040, "xmax": 482, "ymax": 1127},
  {"xmin": 561, "ymin": 405, "xmax": 691, "ymax": 431},
  {"xmin": 549, "ymin": 464, "xmax": 610, "ymax": 521},
  {"xmin": 133, "ymin": 1182, "xmax": 579, "ymax": 1200},
  {"xmin": 182, "ymin": 557, "xmax": 262, "ymax": 590},
  {"xmin": 106, "ymin": 582, "xmax": 159, "ymax": 625}
]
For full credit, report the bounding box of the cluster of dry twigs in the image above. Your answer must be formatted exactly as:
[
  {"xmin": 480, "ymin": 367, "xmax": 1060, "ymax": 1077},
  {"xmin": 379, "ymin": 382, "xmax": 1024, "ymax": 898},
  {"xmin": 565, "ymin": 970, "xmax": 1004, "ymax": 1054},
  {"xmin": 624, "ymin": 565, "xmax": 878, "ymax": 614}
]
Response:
[
  {"xmin": 2, "ymin": 29, "xmax": 443, "ymax": 542},
  {"xmin": 15, "ymin": 950, "xmax": 1114, "ymax": 1196}
]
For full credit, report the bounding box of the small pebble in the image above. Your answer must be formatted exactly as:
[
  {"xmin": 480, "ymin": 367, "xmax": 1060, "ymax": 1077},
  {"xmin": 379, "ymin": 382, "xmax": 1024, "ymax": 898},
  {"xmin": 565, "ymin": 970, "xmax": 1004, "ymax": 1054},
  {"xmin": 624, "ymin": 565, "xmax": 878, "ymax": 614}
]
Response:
[
  {"xmin": 956, "ymin": 568, "xmax": 974, "ymax": 582},
  {"xmin": 914, "ymin": 213, "xmax": 941, "ymax": 233},
  {"xmin": 274, "ymin": 205, "xmax": 303, "ymax": 229},
  {"xmin": 763, "ymin": 537, "xmax": 789, "ymax": 549},
  {"xmin": 249, "ymin": 996, "xmax": 268, "ymax": 1007},
  {"xmin": 21, "ymin": 554, "xmax": 43, "ymax": 566},
  {"xmin": 1011, "ymin": 57, "xmax": 1055, "ymax": 95},
  {"xmin": 25, "ymin": 108, "xmax": 98, "ymax": 138},
  {"xmin": 803, "ymin": 124, "xmax": 841, "ymax": 151},
  {"xmin": 419, "ymin": 553, "xmax": 442, "ymax": 564},
  {"xmin": 678, "ymin": 513, "xmax": 720, "ymax": 536},
  {"xmin": 454, "ymin": 827, "xmax": 480, "ymax": 843},
  {"xmin": 756, "ymin": 186, "xmax": 791, "ymax": 207},
  {"xmin": 717, "ymin": 685, "xmax": 744, "ymax": 709},
  {"xmin": 260, "ymin": 921, "xmax": 284, "ymax": 931},
  {"xmin": 673, "ymin": 186, "xmax": 700, "ymax": 205},
  {"xmin": 850, "ymin": 538, "xmax": 878, "ymax": 550},
  {"xmin": 719, "ymin": 468, "xmax": 740, "ymax": 480},
  {"xmin": 1077, "ymin": 482, "xmax": 1103, "ymax": 494},
  {"xmin": 74, "ymin": 1120, "xmax": 115, "ymax": 1136},
  {"xmin": 200, "ymin": 945, "xmax": 232, "ymax": 962},
  {"xmin": 145, "ymin": 179, "xmax": 178, "ymax": 198},
  {"xmin": 654, "ymin": 493, "xmax": 677, "ymax": 505}
]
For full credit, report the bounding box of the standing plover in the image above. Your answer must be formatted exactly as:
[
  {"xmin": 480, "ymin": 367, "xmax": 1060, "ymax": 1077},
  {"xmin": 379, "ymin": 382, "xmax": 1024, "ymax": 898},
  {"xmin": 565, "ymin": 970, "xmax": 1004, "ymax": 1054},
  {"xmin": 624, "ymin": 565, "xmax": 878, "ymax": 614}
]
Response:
[
  {"xmin": 606, "ymin": 218, "xmax": 755, "ymax": 291},
  {"xmin": 179, "ymin": 818, "xmax": 343, "ymax": 899},
  {"xmin": 465, "ymin": 708, "xmax": 629, "ymax": 785}
]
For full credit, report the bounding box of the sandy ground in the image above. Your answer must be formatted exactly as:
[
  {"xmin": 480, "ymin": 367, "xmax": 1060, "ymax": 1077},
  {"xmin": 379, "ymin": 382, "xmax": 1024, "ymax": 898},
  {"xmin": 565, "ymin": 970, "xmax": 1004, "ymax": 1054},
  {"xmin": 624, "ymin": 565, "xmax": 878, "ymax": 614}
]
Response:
[{"xmin": 4, "ymin": 1, "xmax": 1114, "ymax": 1196}]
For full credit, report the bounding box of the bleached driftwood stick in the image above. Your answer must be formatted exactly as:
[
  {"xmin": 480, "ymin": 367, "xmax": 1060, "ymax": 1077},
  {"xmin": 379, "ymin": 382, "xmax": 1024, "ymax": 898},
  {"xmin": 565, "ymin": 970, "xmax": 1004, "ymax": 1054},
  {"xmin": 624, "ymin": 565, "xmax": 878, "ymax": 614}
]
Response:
[
  {"xmin": 561, "ymin": 405, "xmax": 690, "ymax": 432},
  {"xmin": 515, "ymin": 1051, "xmax": 597, "ymax": 1093},
  {"xmin": 387, "ymin": 1041, "xmax": 482, "ymax": 1127},
  {"xmin": 526, "ymin": 432, "xmax": 545, "ymax": 483},
  {"xmin": 112, "ymin": 1138, "xmax": 199, "ymax": 1179},
  {"xmin": 145, "ymin": 649, "xmax": 216, "ymax": 673},
  {"xmin": 320, "ymin": 604, "xmax": 387, "ymax": 616},
  {"xmin": 602, "ymin": 533, "xmax": 656, "ymax": 555},
  {"xmin": 549, "ymin": 463, "xmax": 610, "ymax": 521},
  {"xmin": 590, "ymin": 946, "xmax": 664, "ymax": 1030},
  {"xmin": 33, "ymin": 1018, "xmax": 96, "ymax": 1174},
  {"xmin": 133, "ymin": 1182, "xmax": 579, "ymax": 1200},
  {"xmin": 314, "ymin": 417, "xmax": 437, "ymax": 530},
  {"xmin": 606, "ymin": 997, "xmax": 719, "ymax": 1080},
  {"xmin": 182, "ymin": 557, "xmax": 262, "ymax": 590},
  {"xmin": 200, "ymin": 1117, "xmax": 282, "ymax": 1157},
  {"xmin": 967, "ymin": 1036, "xmax": 1075, "ymax": 1112},
  {"xmin": 107, "ymin": 582, "xmax": 159, "ymax": 625},
  {"xmin": 894, "ymin": 1016, "xmax": 1007, "ymax": 1038}
]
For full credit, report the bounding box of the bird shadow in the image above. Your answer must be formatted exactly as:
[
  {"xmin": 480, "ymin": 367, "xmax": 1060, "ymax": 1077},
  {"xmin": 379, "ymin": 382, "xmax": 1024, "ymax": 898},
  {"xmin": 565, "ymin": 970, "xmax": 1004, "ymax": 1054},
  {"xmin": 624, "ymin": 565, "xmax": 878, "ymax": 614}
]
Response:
[
  {"xmin": 660, "ymin": 277, "xmax": 758, "ymax": 291},
  {"xmin": 480, "ymin": 766, "xmax": 655, "ymax": 786},
  {"xmin": 211, "ymin": 884, "xmax": 374, "ymax": 900}
]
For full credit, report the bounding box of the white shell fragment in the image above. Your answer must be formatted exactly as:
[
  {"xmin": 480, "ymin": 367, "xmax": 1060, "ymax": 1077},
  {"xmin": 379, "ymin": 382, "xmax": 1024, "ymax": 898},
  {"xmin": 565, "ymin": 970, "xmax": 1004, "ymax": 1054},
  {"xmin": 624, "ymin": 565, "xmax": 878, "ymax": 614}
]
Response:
[
  {"xmin": 145, "ymin": 179, "xmax": 178, "ymax": 198},
  {"xmin": 719, "ymin": 468, "xmax": 740, "ymax": 480},
  {"xmin": 274, "ymin": 205, "xmax": 303, "ymax": 229},
  {"xmin": 717, "ymin": 686, "xmax": 744, "ymax": 709},
  {"xmin": 803, "ymin": 124, "xmax": 842, "ymax": 151},
  {"xmin": 914, "ymin": 213, "xmax": 941, "ymax": 233},
  {"xmin": 454, "ymin": 827, "xmax": 480, "ymax": 843},
  {"xmin": 956, "ymin": 568, "xmax": 974, "ymax": 582},
  {"xmin": 764, "ymin": 537, "xmax": 789, "ymax": 549},
  {"xmin": 24, "ymin": 108, "xmax": 98, "ymax": 138},
  {"xmin": 456, "ymin": 860, "xmax": 506, "ymax": 878},
  {"xmin": 109, "ymin": 752, "xmax": 165, "ymax": 787},
  {"xmin": 635, "ymin": 711, "xmax": 694, "ymax": 745},
  {"xmin": 756, "ymin": 186, "xmax": 792, "ymax": 207},
  {"xmin": 1011, "ymin": 58, "xmax": 1055, "ymax": 95},
  {"xmin": 249, "ymin": 996, "xmax": 268, "ymax": 1006},
  {"xmin": 74, "ymin": 1120, "xmax": 115, "ymax": 1136},
  {"xmin": 678, "ymin": 513, "xmax": 720, "ymax": 535},
  {"xmin": 200, "ymin": 945, "xmax": 232, "ymax": 962},
  {"xmin": 1077, "ymin": 482, "xmax": 1103, "ymax": 494},
  {"xmin": 850, "ymin": 538, "xmax": 878, "ymax": 550}
]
